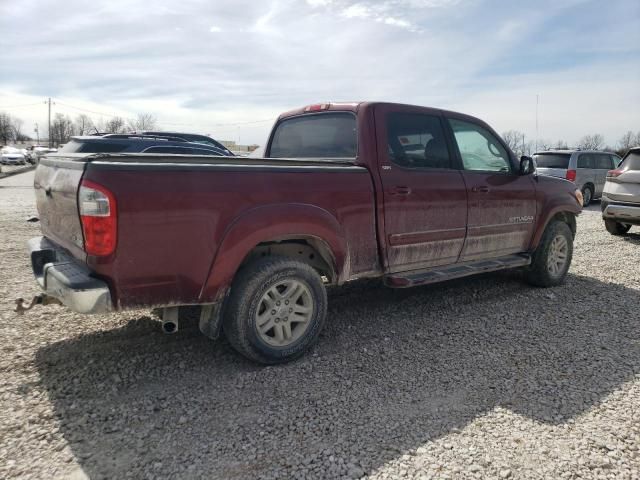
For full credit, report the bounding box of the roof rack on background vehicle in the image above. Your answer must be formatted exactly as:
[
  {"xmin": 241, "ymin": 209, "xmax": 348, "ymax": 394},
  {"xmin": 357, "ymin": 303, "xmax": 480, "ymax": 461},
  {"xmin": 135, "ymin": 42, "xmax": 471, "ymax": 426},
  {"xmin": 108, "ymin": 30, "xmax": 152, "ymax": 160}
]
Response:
[{"xmin": 102, "ymin": 134, "xmax": 189, "ymax": 143}]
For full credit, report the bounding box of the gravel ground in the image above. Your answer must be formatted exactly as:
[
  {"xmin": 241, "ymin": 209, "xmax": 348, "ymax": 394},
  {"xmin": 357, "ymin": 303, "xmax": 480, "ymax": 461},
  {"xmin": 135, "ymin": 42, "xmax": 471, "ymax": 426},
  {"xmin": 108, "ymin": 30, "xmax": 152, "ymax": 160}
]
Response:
[{"xmin": 1, "ymin": 171, "xmax": 639, "ymax": 480}]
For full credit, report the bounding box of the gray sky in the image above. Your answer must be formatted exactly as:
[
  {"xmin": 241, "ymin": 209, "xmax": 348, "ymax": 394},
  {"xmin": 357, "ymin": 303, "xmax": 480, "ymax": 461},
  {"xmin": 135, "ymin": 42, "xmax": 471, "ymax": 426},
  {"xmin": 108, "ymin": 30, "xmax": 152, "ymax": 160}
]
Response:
[{"xmin": 1, "ymin": 0, "xmax": 639, "ymax": 146}]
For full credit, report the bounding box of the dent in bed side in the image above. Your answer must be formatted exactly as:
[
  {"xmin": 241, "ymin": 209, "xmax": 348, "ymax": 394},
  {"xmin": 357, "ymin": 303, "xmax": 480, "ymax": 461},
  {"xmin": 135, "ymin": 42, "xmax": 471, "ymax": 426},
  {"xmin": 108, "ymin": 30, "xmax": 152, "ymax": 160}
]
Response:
[{"xmin": 198, "ymin": 203, "xmax": 350, "ymax": 303}]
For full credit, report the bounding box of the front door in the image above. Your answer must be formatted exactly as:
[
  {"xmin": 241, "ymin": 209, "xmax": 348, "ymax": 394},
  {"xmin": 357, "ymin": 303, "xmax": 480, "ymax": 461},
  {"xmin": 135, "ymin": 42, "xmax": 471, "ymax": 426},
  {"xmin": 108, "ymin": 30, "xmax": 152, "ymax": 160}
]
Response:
[
  {"xmin": 446, "ymin": 117, "xmax": 537, "ymax": 262},
  {"xmin": 375, "ymin": 105, "xmax": 468, "ymax": 273}
]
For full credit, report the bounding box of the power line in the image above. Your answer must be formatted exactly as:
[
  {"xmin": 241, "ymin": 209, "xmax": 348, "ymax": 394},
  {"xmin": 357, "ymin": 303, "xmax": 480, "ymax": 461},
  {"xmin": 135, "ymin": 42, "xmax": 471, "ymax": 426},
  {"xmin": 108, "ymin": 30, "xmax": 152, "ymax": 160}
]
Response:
[
  {"xmin": 55, "ymin": 101, "xmax": 122, "ymax": 118},
  {"xmin": 0, "ymin": 102, "xmax": 43, "ymax": 109}
]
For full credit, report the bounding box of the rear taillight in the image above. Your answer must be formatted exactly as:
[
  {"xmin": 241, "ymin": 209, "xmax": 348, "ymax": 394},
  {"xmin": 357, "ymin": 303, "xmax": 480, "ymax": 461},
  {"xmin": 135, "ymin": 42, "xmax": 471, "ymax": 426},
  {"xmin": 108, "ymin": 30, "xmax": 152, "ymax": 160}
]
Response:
[
  {"xmin": 79, "ymin": 180, "xmax": 117, "ymax": 256},
  {"xmin": 607, "ymin": 169, "xmax": 624, "ymax": 178},
  {"xmin": 566, "ymin": 169, "xmax": 577, "ymax": 182}
]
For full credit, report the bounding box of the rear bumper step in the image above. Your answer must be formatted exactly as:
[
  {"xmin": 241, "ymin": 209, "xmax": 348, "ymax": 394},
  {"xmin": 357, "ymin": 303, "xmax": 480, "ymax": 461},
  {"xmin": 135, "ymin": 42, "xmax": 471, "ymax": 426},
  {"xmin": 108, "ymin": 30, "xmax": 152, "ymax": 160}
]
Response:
[
  {"xmin": 384, "ymin": 254, "xmax": 531, "ymax": 288},
  {"xmin": 27, "ymin": 236, "xmax": 113, "ymax": 314}
]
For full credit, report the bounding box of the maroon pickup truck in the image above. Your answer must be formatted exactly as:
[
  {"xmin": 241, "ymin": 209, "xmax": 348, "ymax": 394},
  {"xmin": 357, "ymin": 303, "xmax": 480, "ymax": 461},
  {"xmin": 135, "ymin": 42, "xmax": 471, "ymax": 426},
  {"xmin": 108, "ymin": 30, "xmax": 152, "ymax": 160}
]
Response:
[{"xmin": 27, "ymin": 102, "xmax": 582, "ymax": 363}]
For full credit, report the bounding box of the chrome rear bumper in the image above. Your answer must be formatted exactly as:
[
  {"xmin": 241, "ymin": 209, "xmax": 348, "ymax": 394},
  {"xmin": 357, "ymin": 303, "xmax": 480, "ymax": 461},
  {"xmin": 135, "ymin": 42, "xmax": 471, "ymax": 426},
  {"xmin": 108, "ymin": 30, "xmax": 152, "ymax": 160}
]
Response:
[{"xmin": 28, "ymin": 236, "xmax": 113, "ymax": 314}]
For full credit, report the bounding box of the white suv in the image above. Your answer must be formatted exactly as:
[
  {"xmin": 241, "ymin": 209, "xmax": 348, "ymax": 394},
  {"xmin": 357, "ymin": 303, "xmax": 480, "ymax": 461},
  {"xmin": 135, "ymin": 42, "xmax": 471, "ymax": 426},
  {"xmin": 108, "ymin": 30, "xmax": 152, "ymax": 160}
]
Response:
[{"xmin": 601, "ymin": 147, "xmax": 640, "ymax": 235}]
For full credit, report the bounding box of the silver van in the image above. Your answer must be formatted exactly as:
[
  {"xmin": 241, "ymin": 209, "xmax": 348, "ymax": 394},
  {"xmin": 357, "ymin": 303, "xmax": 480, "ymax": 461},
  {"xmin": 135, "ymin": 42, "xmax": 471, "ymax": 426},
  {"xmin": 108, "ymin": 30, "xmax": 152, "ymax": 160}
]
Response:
[{"xmin": 534, "ymin": 150, "xmax": 622, "ymax": 206}]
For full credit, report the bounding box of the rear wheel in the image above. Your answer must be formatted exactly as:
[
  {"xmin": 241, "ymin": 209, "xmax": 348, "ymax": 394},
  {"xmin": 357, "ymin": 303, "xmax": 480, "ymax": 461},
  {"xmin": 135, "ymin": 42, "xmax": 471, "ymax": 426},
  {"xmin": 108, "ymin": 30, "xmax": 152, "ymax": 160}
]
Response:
[
  {"xmin": 223, "ymin": 256, "xmax": 327, "ymax": 364},
  {"xmin": 581, "ymin": 185, "xmax": 593, "ymax": 207},
  {"xmin": 604, "ymin": 219, "xmax": 631, "ymax": 236},
  {"xmin": 525, "ymin": 221, "xmax": 573, "ymax": 287}
]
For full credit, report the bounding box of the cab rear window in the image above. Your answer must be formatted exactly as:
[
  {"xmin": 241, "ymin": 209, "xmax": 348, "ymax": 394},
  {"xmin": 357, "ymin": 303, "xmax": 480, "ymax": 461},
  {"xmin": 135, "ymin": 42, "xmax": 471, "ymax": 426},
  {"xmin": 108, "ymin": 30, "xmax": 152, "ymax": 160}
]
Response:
[
  {"xmin": 534, "ymin": 153, "xmax": 570, "ymax": 169},
  {"xmin": 269, "ymin": 113, "xmax": 357, "ymax": 158}
]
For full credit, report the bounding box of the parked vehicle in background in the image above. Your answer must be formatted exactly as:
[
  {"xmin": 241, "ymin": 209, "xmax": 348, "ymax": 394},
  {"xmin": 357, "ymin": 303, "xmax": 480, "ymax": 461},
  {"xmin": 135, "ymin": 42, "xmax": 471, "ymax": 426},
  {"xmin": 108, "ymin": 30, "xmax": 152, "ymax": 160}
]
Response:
[
  {"xmin": 27, "ymin": 102, "xmax": 583, "ymax": 364},
  {"xmin": 59, "ymin": 133, "xmax": 234, "ymax": 156},
  {"xmin": 1, "ymin": 146, "xmax": 26, "ymax": 165},
  {"xmin": 601, "ymin": 147, "xmax": 640, "ymax": 235},
  {"xmin": 137, "ymin": 131, "xmax": 234, "ymax": 156},
  {"xmin": 25, "ymin": 146, "xmax": 58, "ymax": 164},
  {"xmin": 534, "ymin": 149, "xmax": 621, "ymax": 206}
]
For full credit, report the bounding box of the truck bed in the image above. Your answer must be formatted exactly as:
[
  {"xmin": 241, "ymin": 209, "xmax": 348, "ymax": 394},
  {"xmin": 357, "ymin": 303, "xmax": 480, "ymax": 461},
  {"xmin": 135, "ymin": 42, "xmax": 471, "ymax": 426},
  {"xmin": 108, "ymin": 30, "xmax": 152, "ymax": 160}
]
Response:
[{"xmin": 35, "ymin": 153, "xmax": 380, "ymax": 309}]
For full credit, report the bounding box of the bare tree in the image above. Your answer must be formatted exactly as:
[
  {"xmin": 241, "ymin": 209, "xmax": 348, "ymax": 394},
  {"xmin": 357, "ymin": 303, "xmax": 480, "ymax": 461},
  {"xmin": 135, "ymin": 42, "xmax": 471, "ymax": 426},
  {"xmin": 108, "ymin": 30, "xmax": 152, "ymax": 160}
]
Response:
[
  {"xmin": 128, "ymin": 113, "xmax": 158, "ymax": 131},
  {"xmin": 578, "ymin": 134, "xmax": 605, "ymax": 150},
  {"xmin": 104, "ymin": 116, "xmax": 127, "ymax": 134},
  {"xmin": 0, "ymin": 112, "xmax": 13, "ymax": 145},
  {"xmin": 501, "ymin": 130, "xmax": 522, "ymax": 153},
  {"xmin": 554, "ymin": 139, "xmax": 568, "ymax": 149},
  {"xmin": 74, "ymin": 114, "xmax": 94, "ymax": 136},
  {"xmin": 50, "ymin": 113, "xmax": 76, "ymax": 146},
  {"xmin": 10, "ymin": 117, "xmax": 25, "ymax": 142}
]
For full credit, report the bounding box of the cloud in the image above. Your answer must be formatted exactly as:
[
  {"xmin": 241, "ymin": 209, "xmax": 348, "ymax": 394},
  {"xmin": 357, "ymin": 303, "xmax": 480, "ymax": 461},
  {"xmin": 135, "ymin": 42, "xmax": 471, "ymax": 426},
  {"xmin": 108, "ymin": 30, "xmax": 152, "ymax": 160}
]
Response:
[{"xmin": 0, "ymin": 0, "xmax": 638, "ymax": 146}]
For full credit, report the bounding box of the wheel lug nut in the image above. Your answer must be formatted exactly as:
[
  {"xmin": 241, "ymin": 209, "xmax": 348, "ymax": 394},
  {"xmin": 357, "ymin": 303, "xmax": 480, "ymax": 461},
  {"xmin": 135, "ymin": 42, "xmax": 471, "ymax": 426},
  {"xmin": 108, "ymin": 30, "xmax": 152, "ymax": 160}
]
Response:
[
  {"xmin": 271, "ymin": 310, "xmax": 276, "ymax": 315},
  {"xmin": 276, "ymin": 301, "xmax": 281, "ymax": 306},
  {"xmin": 275, "ymin": 318, "xmax": 280, "ymax": 323},
  {"xmin": 289, "ymin": 308, "xmax": 293, "ymax": 313},
  {"xmin": 285, "ymin": 317, "xmax": 288, "ymax": 321},
  {"xmin": 285, "ymin": 300, "xmax": 289, "ymax": 305}
]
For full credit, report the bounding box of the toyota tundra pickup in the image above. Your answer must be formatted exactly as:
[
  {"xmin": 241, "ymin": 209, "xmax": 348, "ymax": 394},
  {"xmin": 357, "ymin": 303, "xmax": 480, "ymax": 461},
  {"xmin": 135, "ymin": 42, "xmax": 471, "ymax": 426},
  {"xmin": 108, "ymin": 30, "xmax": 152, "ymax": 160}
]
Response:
[{"xmin": 27, "ymin": 102, "xmax": 583, "ymax": 363}]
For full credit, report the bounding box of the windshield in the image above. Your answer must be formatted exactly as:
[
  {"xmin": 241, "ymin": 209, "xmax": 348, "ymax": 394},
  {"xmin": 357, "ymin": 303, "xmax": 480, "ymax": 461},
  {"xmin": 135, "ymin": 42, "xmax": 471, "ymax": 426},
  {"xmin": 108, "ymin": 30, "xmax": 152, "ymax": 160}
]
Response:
[
  {"xmin": 534, "ymin": 153, "xmax": 570, "ymax": 169},
  {"xmin": 269, "ymin": 112, "xmax": 357, "ymax": 158}
]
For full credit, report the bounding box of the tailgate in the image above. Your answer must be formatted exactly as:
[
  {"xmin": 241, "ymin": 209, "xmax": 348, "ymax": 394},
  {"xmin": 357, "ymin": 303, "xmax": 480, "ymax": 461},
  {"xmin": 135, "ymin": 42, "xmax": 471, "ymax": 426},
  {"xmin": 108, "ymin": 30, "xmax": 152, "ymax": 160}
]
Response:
[{"xmin": 34, "ymin": 155, "xmax": 88, "ymax": 260}]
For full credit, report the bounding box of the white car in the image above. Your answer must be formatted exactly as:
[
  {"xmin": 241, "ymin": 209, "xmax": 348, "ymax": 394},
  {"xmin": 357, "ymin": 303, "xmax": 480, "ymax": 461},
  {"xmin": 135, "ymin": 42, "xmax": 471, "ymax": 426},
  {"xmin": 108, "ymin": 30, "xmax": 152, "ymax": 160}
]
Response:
[
  {"xmin": 602, "ymin": 147, "xmax": 640, "ymax": 235},
  {"xmin": 1, "ymin": 147, "xmax": 26, "ymax": 165}
]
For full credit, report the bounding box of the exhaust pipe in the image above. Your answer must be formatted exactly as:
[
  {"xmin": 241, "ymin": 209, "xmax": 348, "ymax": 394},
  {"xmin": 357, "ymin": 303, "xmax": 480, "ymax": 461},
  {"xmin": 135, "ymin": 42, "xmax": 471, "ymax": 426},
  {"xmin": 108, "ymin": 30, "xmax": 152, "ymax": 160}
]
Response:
[{"xmin": 161, "ymin": 307, "xmax": 179, "ymax": 334}]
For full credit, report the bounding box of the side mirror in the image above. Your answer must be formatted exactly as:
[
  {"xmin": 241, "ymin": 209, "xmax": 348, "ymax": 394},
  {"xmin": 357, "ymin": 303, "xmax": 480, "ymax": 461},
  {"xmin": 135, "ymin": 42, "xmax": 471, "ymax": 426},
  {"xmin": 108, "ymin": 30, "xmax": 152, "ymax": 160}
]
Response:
[{"xmin": 520, "ymin": 155, "xmax": 536, "ymax": 175}]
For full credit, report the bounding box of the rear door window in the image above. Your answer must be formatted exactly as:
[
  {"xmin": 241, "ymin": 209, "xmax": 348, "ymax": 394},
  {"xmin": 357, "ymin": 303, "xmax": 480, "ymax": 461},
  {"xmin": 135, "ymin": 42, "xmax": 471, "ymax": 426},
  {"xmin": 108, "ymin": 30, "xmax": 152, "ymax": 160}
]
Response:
[
  {"xmin": 386, "ymin": 113, "xmax": 452, "ymax": 169},
  {"xmin": 269, "ymin": 113, "xmax": 357, "ymax": 158},
  {"xmin": 577, "ymin": 154, "xmax": 594, "ymax": 169},
  {"xmin": 595, "ymin": 154, "xmax": 614, "ymax": 169}
]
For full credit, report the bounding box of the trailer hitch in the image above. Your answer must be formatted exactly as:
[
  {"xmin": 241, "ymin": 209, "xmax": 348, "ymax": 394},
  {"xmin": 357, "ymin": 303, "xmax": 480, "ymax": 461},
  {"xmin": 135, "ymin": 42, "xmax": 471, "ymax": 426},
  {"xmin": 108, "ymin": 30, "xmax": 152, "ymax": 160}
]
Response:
[{"xmin": 15, "ymin": 294, "xmax": 62, "ymax": 315}]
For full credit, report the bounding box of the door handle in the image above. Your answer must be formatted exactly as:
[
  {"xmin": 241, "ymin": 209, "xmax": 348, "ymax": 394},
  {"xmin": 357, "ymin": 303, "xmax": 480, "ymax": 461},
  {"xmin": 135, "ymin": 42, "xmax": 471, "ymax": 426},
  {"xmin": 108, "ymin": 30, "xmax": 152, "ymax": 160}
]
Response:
[
  {"xmin": 471, "ymin": 186, "xmax": 490, "ymax": 193},
  {"xmin": 390, "ymin": 186, "xmax": 412, "ymax": 196}
]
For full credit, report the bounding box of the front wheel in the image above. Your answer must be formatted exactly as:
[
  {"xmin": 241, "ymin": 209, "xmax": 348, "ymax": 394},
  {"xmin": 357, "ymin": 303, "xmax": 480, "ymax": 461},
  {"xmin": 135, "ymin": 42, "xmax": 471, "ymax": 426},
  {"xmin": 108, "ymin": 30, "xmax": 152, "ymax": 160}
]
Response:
[
  {"xmin": 525, "ymin": 221, "xmax": 574, "ymax": 287},
  {"xmin": 223, "ymin": 256, "xmax": 327, "ymax": 364},
  {"xmin": 604, "ymin": 219, "xmax": 631, "ymax": 236}
]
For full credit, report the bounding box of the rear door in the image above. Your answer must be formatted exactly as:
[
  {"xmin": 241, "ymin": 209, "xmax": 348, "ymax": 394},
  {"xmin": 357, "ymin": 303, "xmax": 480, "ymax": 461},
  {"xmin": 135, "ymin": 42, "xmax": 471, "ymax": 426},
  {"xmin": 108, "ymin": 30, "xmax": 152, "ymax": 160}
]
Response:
[
  {"xmin": 594, "ymin": 154, "xmax": 617, "ymax": 195},
  {"xmin": 576, "ymin": 153, "xmax": 597, "ymax": 192},
  {"xmin": 446, "ymin": 117, "xmax": 537, "ymax": 262},
  {"xmin": 375, "ymin": 105, "xmax": 468, "ymax": 273}
]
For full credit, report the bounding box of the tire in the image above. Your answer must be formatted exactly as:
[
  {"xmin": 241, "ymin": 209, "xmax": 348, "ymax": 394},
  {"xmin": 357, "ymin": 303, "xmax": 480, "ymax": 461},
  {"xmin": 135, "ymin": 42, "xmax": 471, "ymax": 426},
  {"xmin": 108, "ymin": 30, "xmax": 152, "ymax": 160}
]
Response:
[
  {"xmin": 525, "ymin": 221, "xmax": 574, "ymax": 287},
  {"xmin": 223, "ymin": 256, "xmax": 327, "ymax": 364},
  {"xmin": 581, "ymin": 185, "xmax": 593, "ymax": 207},
  {"xmin": 604, "ymin": 219, "xmax": 631, "ymax": 236}
]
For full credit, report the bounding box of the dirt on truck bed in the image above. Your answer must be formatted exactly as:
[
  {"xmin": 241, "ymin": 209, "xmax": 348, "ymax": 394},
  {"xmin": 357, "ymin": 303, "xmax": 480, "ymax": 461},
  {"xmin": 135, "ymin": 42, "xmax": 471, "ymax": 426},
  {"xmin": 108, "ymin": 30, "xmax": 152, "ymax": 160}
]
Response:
[{"xmin": 1, "ymin": 170, "xmax": 639, "ymax": 479}]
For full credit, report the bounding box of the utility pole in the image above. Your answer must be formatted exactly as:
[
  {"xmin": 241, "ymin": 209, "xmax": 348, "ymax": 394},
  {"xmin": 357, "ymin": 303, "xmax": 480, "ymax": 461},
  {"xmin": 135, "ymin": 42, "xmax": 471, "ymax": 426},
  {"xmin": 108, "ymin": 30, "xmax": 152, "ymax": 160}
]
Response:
[
  {"xmin": 45, "ymin": 97, "xmax": 54, "ymax": 147},
  {"xmin": 535, "ymin": 94, "xmax": 539, "ymax": 153},
  {"xmin": 34, "ymin": 123, "xmax": 39, "ymax": 144}
]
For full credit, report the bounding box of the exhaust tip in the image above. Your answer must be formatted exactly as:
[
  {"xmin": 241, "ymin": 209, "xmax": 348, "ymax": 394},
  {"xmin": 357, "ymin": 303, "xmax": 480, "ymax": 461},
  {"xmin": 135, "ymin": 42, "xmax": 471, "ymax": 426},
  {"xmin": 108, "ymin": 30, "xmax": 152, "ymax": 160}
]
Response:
[{"xmin": 162, "ymin": 321, "xmax": 177, "ymax": 334}]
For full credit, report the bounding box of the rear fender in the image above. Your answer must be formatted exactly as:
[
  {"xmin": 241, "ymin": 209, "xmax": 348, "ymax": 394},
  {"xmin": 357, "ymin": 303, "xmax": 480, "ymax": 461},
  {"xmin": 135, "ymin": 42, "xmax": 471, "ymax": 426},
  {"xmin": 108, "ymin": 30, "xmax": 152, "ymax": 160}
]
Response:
[{"xmin": 198, "ymin": 204, "xmax": 348, "ymax": 302}]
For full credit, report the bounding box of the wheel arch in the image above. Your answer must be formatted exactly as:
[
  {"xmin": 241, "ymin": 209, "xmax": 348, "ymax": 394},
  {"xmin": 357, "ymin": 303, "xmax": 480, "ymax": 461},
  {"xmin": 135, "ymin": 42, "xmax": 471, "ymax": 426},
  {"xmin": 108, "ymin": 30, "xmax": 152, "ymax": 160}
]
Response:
[
  {"xmin": 198, "ymin": 203, "xmax": 348, "ymax": 303},
  {"xmin": 530, "ymin": 209, "xmax": 577, "ymax": 251}
]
